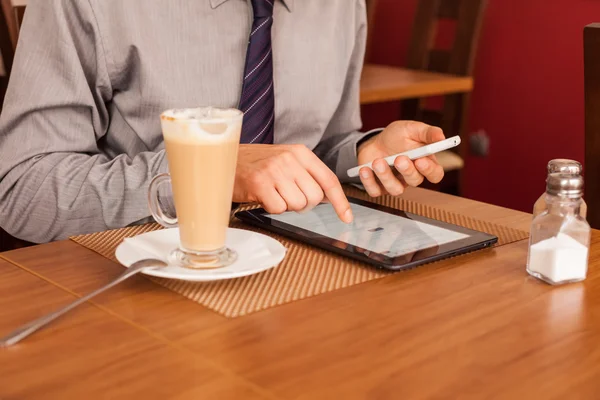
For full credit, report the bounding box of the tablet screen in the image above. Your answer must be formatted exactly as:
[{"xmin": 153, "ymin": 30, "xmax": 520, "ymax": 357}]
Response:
[
  {"xmin": 267, "ymin": 203, "xmax": 469, "ymax": 258},
  {"xmin": 236, "ymin": 197, "xmax": 498, "ymax": 270}
]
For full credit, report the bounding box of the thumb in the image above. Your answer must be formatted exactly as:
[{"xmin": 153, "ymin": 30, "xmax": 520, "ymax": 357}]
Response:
[{"xmin": 419, "ymin": 125, "xmax": 445, "ymax": 144}]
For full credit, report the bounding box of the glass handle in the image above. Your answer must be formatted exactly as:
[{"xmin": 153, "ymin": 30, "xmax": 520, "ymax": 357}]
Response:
[{"xmin": 148, "ymin": 173, "xmax": 178, "ymax": 228}]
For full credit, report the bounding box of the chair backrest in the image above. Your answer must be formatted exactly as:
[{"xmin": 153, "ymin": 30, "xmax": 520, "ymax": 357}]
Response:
[
  {"xmin": 1, "ymin": 0, "xmax": 23, "ymax": 48},
  {"xmin": 0, "ymin": 0, "xmax": 30, "ymax": 250},
  {"xmin": 584, "ymin": 23, "xmax": 600, "ymax": 230},
  {"xmin": 402, "ymin": 0, "xmax": 488, "ymax": 146},
  {"xmin": 407, "ymin": 0, "xmax": 487, "ymax": 76},
  {"xmin": 0, "ymin": 0, "xmax": 26, "ymax": 110},
  {"xmin": 0, "ymin": 2, "xmax": 15, "ymax": 248},
  {"xmin": 0, "ymin": 0, "xmax": 15, "ymax": 108},
  {"xmin": 364, "ymin": 0, "xmax": 378, "ymax": 63},
  {"xmin": 13, "ymin": 3, "xmax": 25, "ymax": 35}
]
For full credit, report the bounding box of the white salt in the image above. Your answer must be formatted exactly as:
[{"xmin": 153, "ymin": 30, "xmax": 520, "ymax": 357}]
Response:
[{"xmin": 527, "ymin": 233, "xmax": 588, "ymax": 284}]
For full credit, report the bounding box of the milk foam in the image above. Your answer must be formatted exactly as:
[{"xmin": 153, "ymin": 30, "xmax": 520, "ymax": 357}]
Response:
[{"xmin": 161, "ymin": 107, "xmax": 243, "ymax": 144}]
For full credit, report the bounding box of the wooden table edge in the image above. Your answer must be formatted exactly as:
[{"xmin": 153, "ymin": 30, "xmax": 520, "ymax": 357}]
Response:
[
  {"xmin": 360, "ymin": 82, "xmax": 474, "ymax": 104},
  {"xmin": 360, "ymin": 64, "xmax": 474, "ymax": 104},
  {"xmin": 0, "ymin": 251, "xmax": 282, "ymax": 400}
]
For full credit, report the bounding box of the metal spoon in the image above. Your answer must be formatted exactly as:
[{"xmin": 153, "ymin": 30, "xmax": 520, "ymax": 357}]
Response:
[{"xmin": 0, "ymin": 258, "xmax": 168, "ymax": 347}]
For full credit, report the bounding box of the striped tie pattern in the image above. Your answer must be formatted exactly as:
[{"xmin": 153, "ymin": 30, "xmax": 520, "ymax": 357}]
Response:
[{"xmin": 239, "ymin": 0, "xmax": 275, "ymax": 144}]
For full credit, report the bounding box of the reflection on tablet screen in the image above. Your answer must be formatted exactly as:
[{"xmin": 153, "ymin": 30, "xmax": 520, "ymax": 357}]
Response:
[{"xmin": 267, "ymin": 203, "xmax": 469, "ymax": 258}]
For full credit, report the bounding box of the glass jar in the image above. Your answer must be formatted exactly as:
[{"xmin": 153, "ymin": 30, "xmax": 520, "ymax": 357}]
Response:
[
  {"xmin": 527, "ymin": 173, "xmax": 591, "ymax": 285},
  {"xmin": 533, "ymin": 159, "xmax": 587, "ymax": 218}
]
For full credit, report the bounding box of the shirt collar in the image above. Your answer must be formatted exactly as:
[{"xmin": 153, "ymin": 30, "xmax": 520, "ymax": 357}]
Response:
[{"xmin": 210, "ymin": 0, "xmax": 294, "ymax": 13}]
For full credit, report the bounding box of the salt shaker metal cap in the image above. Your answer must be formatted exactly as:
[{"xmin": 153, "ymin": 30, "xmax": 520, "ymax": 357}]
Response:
[
  {"xmin": 546, "ymin": 173, "xmax": 584, "ymax": 198},
  {"xmin": 547, "ymin": 159, "xmax": 583, "ymax": 175}
]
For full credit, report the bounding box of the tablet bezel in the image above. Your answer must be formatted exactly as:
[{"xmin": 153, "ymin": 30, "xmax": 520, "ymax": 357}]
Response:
[{"xmin": 235, "ymin": 197, "xmax": 498, "ymax": 271}]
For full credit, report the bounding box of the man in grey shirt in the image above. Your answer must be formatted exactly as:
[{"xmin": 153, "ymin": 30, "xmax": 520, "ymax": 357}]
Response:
[{"xmin": 0, "ymin": 0, "xmax": 445, "ymax": 243}]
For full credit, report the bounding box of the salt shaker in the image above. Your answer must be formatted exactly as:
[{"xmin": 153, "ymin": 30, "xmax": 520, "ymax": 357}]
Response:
[
  {"xmin": 533, "ymin": 159, "xmax": 587, "ymax": 218},
  {"xmin": 527, "ymin": 173, "xmax": 591, "ymax": 285}
]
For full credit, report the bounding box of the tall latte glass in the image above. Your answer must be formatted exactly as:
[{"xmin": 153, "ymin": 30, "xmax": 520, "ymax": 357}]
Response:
[{"xmin": 148, "ymin": 107, "xmax": 242, "ymax": 269}]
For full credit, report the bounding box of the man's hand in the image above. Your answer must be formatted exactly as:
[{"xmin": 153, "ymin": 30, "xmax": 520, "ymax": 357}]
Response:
[
  {"xmin": 234, "ymin": 144, "xmax": 354, "ymax": 223},
  {"xmin": 357, "ymin": 121, "xmax": 446, "ymax": 197}
]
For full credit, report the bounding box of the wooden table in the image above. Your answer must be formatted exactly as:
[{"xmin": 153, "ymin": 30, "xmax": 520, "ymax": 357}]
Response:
[
  {"xmin": 360, "ymin": 64, "xmax": 474, "ymax": 105},
  {"xmin": 2, "ymin": 188, "xmax": 599, "ymax": 399},
  {"xmin": 0, "ymin": 258, "xmax": 269, "ymax": 398}
]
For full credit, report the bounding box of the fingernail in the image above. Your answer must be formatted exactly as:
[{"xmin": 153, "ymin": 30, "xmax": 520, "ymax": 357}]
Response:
[
  {"xmin": 360, "ymin": 169, "xmax": 370, "ymax": 179},
  {"xmin": 374, "ymin": 161, "xmax": 386, "ymax": 173},
  {"xmin": 344, "ymin": 209, "xmax": 354, "ymax": 223},
  {"xmin": 397, "ymin": 158, "xmax": 409, "ymax": 171}
]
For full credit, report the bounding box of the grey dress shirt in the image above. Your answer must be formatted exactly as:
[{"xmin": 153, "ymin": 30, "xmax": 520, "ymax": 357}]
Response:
[{"xmin": 0, "ymin": 0, "xmax": 371, "ymax": 243}]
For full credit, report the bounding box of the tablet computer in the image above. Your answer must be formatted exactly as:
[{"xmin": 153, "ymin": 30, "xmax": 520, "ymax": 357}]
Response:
[{"xmin": 235, "ymin": 197, "xmax": 498, "ymax": 271}]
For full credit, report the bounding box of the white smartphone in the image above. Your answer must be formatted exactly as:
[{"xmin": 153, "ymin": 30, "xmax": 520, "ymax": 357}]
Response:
[{"xmin": 347, "ymin": 135, "xmax": 461, "ymax": 178}]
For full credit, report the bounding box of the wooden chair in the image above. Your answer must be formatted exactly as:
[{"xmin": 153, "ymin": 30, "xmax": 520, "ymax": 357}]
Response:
[
  {"xmin": 13, "ymin": 1, "xmax": 24, "ymax": 34},
  {"xmin": 584, "ymin": 23, "xmax": 600, "ymax": 230},
  {"xmin": 362, "ymin": 0, "xmax": 488, "ymax": 195},
  {"xmin": 0, "ymin": 0, "xmax": 29, "ymax": 251},
  {"xmin": 0, "ymin": 0, "xmax": 24, "ymax": 47},
  {"xmin": 0, "ymin": 0, "xmax": 25, "ymax": 109},
  {"xmin": 0, "ymin": 0, "xmax": 15, "ymax": 109}
]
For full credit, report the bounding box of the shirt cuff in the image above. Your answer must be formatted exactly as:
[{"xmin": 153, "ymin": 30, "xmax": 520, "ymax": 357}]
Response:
[{"xmin": 335, "ymin": 128, "xmax": 384, "ymax": 183}]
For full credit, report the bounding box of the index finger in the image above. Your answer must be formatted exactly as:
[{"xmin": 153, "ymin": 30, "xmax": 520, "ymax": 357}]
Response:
[{"xmin": 293, "ymin": 147, "xmax": 353, "ymax": 223}]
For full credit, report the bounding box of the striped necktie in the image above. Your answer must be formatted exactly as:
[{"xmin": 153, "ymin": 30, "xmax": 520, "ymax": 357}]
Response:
[{"xmin": 239, "ymin": 0, "xmax": 275, "ymax": 144}]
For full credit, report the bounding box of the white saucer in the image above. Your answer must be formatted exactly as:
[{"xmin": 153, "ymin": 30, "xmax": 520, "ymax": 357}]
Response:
[{"xmin": 115, "ymin": 228, "xmax": 286, "ymax": 282}]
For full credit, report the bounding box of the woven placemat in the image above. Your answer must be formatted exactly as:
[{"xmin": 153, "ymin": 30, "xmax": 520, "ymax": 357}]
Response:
[{"xmin": 71, "ymin": 188, "xmax": 529, "ymax": 317}]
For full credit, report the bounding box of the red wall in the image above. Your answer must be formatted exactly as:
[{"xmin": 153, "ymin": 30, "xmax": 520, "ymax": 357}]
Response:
[{"xmin": 363, "ymin": 0, "xmax": 600, "ymax": 212}]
